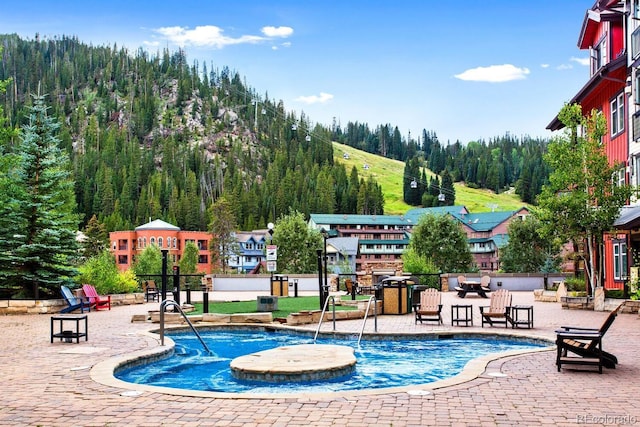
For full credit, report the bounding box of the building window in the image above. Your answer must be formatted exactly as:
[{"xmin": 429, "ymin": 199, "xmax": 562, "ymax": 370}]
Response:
[
  {"xmin": 118, "ymin": 255, "xmax": 128, "ymax": 265},
  {"xmin": 143, "ymin": 237, "xmax": 147, "ymax": 247},
  {"xmin": 613, "ymin": 239, "xmax": 628, "ymax": 280},
  {"xmin": 591, "ymin": 37, "xmax": 607, "ymax": 75},
  {"xmin": 613, "ymin": 167, "xmax": 626, "ymax": 188},
  {"xmin": 198, "ymin": 254, "xmax": 209, "ymax": 264},
  {"xmin": 173, "ymin": 237, "xmax": 177, "ymax": 248},
  {"xmin": 611, "ymin": 93, "xmax": 625, "ymax": 136},
  {"xmin": 158, "ymin": 237, "xmax": 163, "ymax": 248},
  {"xmin": 150, "ymin": 237, "xmax": 156, "ymax": 246}
]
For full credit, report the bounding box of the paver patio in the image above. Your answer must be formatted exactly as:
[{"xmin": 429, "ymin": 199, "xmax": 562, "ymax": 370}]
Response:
[{"xmin": 0, "ymin": 291, "xmax": 638, "ymax": 426}]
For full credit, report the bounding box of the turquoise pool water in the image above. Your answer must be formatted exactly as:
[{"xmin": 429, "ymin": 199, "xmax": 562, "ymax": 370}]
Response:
[{"xmin": 116, "ymin": 329, "xmax": 546, "ymax": 394}]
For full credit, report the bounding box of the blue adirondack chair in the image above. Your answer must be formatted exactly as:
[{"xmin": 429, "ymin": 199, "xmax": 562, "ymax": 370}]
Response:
[{"xmin": 60, "ymin": 285, "xmax": 91, "ymax": 313}]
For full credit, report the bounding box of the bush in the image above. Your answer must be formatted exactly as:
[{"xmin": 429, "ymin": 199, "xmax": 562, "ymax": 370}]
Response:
[
  {"xmin": 563, "ymin": 277, "xmax": 586, "ymax": 292},
  {"xmin": 76, "ymin": 250, "xmax": 138, "ymax": 294},
  {"xmin": 605, "ymin": 289, "xmax": 625, "ymax": 299}
]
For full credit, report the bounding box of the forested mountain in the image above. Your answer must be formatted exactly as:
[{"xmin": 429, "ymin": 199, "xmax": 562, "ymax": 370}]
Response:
[
  {"xmin": 334, "ymin": 123, "xmax": 550, "ymax": 205},
  {"xmin": 0, "ymin": 34, "xmax": 548, "ymax": 233},
  {"xmin": 0, "ymin": 34, "xmax": 385, "ymax": 232}
]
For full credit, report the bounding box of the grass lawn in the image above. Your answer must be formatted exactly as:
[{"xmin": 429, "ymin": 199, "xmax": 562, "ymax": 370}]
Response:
[{"xmin": 189, "ymin": 295, "xmax": 367, "ymax": 318}]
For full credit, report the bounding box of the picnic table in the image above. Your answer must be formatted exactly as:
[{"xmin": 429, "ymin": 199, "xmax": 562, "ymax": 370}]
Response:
[{"xmin": 455, "ymin": 280, "xmax": 491, "ymax": 298}]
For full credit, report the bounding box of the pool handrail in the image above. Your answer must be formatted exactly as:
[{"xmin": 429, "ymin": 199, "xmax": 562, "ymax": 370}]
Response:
[
  {"xmin": 357, "ymin": 296, "xmax": 378, "ymax": 346},
  {"xmin": 159, "ymin": 299, "xmax": 212, "ymax": 355},
  {"xmin": 313, "ymin": 295, "xmax": 336, "ymax": 343}
]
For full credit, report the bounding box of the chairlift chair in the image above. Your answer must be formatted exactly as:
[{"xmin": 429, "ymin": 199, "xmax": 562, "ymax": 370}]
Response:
[{"xmin": 410, "ymin": 179, "xmax": 417, "ymax": 189}]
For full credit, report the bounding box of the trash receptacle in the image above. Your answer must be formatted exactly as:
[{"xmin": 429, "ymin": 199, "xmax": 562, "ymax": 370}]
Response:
[
  {"xmin": 381, "ymin": 279, "xmax": 409, "ymax": 314},
  {"xmin": 270, "ymin": 275, "xmax": 289, "ymax": 296}
]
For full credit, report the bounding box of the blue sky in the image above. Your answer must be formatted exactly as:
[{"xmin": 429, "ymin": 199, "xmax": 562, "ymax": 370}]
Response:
[{"xmin": 1, "ymin": 1, "xmax": 591, "ymax": 144}]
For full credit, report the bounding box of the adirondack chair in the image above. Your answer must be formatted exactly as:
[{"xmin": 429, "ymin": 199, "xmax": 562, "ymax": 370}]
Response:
[
  {"xmin": 556, "ymin": 304, "xmax": 622, "ymax": 372},
  {"xmin": 143, "ymin": 280, "xmax": 159, "ymax": 302},
  {"xmin": 81, "ymin": 284, "xmax": 111, "ymax": 310},
  {"xmin": 479, "ymin": 289, "xmax": 512, "ymax": 327},
  {"xmin": 60, "ymin": 285, "xmax": 91, "ymax": 313},
  {"xmin": 413, "ymin": 288, "xmax": 443, "ymax": 325}
]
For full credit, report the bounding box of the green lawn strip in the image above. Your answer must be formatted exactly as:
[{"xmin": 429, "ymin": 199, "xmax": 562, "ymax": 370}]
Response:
[{"xmin": 189, "ymin": 295, "xmax": 362, "ymax": 317}]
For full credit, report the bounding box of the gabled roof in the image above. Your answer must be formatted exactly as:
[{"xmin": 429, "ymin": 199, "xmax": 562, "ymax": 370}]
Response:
[
  {"xmin": 405, "ymin": 206, "xmax": 527, "ymax": 232},
  {"xmin": 135, "ymin": 219, "xmax": 180, "ymax": 231},
  {"xmin": 614, "ymin": 205, "xmax": 640, "ymax": 229},
  {"xmin": 453, "ymin": 210, "xmax": 524, "ymax": 232},
  {"xmin": 546, "ymin": 54, "xmax": 626, "ymax": 131},
  {"xmin": 326, "ymin": 237, "xmax": 359, "ymax": 256},
  {"xmin": 403, "ymin": 206, "xmax": 469, "ymax": 224},
  {"xmin": 234, "ymin": 230, "xmax": 268, "ymax": 244}
]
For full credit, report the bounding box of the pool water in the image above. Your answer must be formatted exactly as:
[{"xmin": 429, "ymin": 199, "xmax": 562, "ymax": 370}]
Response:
[{"xmin": 116, "ymin": 329, "xmax": 546, "ymax": 394}]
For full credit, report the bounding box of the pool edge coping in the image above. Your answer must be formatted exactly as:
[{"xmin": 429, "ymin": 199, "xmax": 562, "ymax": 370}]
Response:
[{"xmin": 90, "ymin": 324, "xmax": 555, "ymax": 400}]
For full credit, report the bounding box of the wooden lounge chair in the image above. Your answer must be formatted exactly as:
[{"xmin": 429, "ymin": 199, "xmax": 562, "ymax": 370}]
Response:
[
  {"xmin": 345, "ymin": 279, "xmax": 359, "ymax": 296},
  {"xmin": 556, "ymin": 304, "xmax": 622, "ymax": 372},
  {"xmin": 479, "ymin": 289, "xmax": 512, "ymax": 327},
  {"xmin": 60, "ymin": 285, "xmax": 91, "ymax": 313},
  {"xmin": 143, "ymin": 280, "xmax": 159, "ymax": 302},
  {"xmin": 81, "ymin": 284, "xmax": 111, "ymax": 310},
  {"xmin": 413, "ymin": 288, "xmax": 443, "ymax": 324}
]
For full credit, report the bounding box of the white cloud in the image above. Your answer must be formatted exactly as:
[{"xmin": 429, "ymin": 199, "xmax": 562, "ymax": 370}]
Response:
[
  {"xmin": 454, "ymin": 64, "xmax": 530, "ymax": 83},
  {"xmin": 571, "ymin": 56, "xmax": 589, "ymax": 66},
  {"xmin": 557, "ymin": 64, "xmax": 573, "ymax": 70},
  {"xmin": 262, "ymin": 26, "xmax": 293, "ymax": 38},
  {"xmin": 540, "ymin": 63, "xmax": 549, "ymax": 68},
  {"xmin": 143, "ymin": 40, "xmax": 160, "ymax": 47},
  {"xmin": 295, "ymin": 92, "xmax": 334, "ymax": 104},
  {"xmin": 153, "ymin": 24, "xmax": 293, "ymax": 49}
]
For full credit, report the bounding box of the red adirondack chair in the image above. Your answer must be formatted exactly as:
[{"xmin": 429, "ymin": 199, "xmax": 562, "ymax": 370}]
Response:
[{"xmin": 81, "ymin": 284, "xmax": 111, "ymax": 310}]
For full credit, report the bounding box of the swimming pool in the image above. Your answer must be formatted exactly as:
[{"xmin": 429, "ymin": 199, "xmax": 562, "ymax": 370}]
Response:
[{"xmin": 115, "ymin": 328, "xmax": 549, "ymax": 395}]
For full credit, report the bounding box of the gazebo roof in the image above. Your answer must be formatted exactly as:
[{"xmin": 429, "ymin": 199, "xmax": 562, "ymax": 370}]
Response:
[{"xmin": 135, "ymin": 219, "xmax": 181, "ymax": 231}]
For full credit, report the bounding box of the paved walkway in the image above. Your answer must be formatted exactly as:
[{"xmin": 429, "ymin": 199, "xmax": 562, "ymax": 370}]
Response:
[{"xmin": 1, "ymin": 291, "xmax": 639, "ymax": 426}]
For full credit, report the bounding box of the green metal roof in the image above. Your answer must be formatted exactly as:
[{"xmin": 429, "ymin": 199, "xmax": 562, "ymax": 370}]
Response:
[{"xmin": 309, "ymin": 213, "xmax": 414, "ymax": 227}]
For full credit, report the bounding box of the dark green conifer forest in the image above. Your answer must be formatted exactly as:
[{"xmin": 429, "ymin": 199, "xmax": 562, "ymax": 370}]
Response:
[{"xmin": 0, "ymin": 34, "xmax": 549, "ymax": 233}]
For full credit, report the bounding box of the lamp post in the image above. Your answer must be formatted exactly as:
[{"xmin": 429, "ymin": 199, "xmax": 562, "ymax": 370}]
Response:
[
  {"xmin": 316, "ymin": 249, "xmax": 324, "ymax": 309},
  {"xmin": 321, "ymin": 227, "xmax": 329, "ymax": 308}
]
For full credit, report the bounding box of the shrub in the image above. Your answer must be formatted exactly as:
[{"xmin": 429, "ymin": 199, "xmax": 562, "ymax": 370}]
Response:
[
  {"xmin": 563, "ymin": 277, "xmax": 587, "ymax": 292},
  {"xmin": 76, "ymin": 250, "xmax": 138, "ymax": 294}
]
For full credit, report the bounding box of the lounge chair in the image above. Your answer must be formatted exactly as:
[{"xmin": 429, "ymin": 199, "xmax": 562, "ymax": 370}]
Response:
[
  {"xmin": 345, "ymin": 279, "xmax": 359, "ymax": 296},
  {"xmin": 81, "ymin": 284, "xmax": 111, "ymax": 310},
  {"xmin": 60, "ymin": 285, "xmax": 91, "ymax": 313},
  {"xmin": 413, "ymin": 288, "xmax": 443, "ymax": 324},
  {"xmin": 143, "ymin": 280, "xmax": 159, "ymax": 302},
  {"xmin": 479, "ymin": 289, "xmax": 512, "ymax": 327},
  {"xmin": 556, "ymin": 304, "xmax": 622, "ymax": 372}
]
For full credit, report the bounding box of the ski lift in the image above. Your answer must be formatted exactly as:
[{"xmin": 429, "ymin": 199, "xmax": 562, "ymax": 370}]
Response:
[
  {"xmin": 410, "ymin": 179, "xmax": 417, "ymax": 189},
  {"xmin": 438, "ymin": 192, "xmax": 445, "ymax": 202},
  {"xmin": 305, "ymin": 134, "xmax": 311, "ymax": 142},
  {"xmin": 261, "ymin": 108, "xmax": 266, "ymax": 115},
  {"xmin": 291, "ymin": 123, "xmax": 297, "ymax": 131}
]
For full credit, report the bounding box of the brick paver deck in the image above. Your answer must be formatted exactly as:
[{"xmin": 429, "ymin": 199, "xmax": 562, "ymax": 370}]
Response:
[{"xmin": 0, "ymin": 291, "xmax": 638, "ymax": 426}]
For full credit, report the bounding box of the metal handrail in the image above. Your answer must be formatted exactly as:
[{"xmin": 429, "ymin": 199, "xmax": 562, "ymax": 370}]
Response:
[
  {"xmin": 357, "ymin": 296, "xmax": 378, "ymax": 346},
  {"xmin": 313, "ymin": 295, "xmax": 336, "ymax": 343},
  {"xmin": 159, "ymin": 299, "xmax": 212, "ymax": 354}
]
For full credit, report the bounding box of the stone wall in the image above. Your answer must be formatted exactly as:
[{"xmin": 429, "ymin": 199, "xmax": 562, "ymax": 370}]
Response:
[{"xmin": 0, "ymin": 293, "xmax": 146, "ymax": 315}]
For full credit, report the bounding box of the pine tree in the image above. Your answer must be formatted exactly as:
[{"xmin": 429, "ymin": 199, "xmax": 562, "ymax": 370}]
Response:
[{"xmin": 13, "ymin": 95, "xmax": 80, "ymax": 298}]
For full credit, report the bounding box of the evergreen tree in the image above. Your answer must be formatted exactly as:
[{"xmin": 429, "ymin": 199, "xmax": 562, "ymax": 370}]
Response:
[
  {"xmin": 208, "ymin": 196, "xmax": 239, "ymax": 273},
  {"xmin": 82, "ymin": 214, "xmax": 109, "ymax": 259},
  {"xmin": 13, "ymin": 95, "xmax": 80, "ymax": 298}
]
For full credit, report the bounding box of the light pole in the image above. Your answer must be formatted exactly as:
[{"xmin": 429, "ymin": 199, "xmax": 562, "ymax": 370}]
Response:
[{"xmin": 321, "ymin": 227, "xmax": 329, "ymax": 307}]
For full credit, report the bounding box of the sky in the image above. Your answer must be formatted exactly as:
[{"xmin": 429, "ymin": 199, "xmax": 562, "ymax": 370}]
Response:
[{"xmin": 0, "ymin": 1, "xmax": 593, "ymax": 144}]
